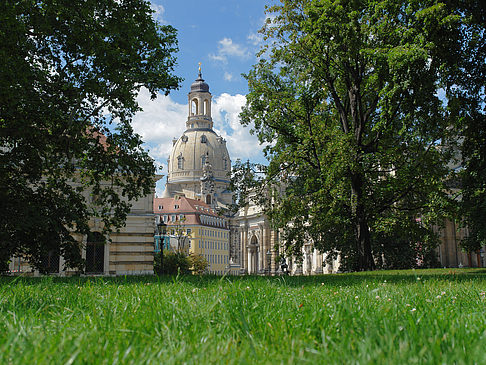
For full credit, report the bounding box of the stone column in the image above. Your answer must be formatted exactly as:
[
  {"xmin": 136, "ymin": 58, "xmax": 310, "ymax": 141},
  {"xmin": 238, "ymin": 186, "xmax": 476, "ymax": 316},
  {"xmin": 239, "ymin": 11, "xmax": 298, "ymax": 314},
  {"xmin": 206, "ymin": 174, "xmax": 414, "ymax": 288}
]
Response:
[
  {"xmin": 242, "ymin": 223, "xmax": 248, "ymax": 273},
  {"xmin": 258, "ymin": 224, "xmax": 264, "ymax": 273},
  {"xmin": 247, "ymin": 246, "xmax": 252, "ymax": 274},
  {"xmin": 313, "ymin": 249, "xmax": 323, "ymax": 275},
  {"xmin": 262, "ymin": 225, "xmax": 268, "ymax": 272}
]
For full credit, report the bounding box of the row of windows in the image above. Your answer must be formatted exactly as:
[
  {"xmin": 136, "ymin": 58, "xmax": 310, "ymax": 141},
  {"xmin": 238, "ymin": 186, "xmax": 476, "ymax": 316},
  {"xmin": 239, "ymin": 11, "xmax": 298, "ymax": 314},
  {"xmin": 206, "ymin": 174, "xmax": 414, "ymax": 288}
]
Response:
[
  {"xmin": 159, "ymin": 224, "xmax": 228, "ymax": 240},
  {"xmin": 205, "ymin": 254, "xmax": 228, "ymax": 265},
  {"xmin": 191, "ymin": 98, "xmax": 210, "ymax": 116},
  {"xmin": 166, "ymin": 228, "xmax": 192, "ymax": 236},
  {"xmin": 161, "ymin": 214, "xmax": 184, "ymax": 223},
  {"xmin": 200, "ymin": 228, "xmax": 228, "ymax": 239},
  {"xmin": 200, "ymin": 215, "xmax": 226, "ymax": 227},
  {"xmin": 199, "ymin": 240, "xmax": 228, "ymax": 251},
  {"xmin": 176, "ymin": 154, "xmax": 228, "ymax": 170},
  {"xmin": 157, "ymin": 204, "xmax": 179, "ymax": 211}
]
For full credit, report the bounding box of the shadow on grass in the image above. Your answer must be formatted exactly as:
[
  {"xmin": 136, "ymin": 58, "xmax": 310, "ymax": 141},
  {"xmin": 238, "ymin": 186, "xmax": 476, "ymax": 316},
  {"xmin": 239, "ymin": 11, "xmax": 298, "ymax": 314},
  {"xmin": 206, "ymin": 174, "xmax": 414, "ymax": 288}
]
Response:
[{"xmin": 1, "ymin": 268, "xmax": 485, "ymax": 288}]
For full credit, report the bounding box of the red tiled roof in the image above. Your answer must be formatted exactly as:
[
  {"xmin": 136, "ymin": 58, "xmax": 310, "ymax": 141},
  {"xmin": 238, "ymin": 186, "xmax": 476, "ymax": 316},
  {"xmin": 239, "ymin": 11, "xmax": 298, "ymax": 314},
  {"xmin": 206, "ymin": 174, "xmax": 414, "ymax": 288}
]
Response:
[
  {"xmin": 154, "ymin": 196, "xmax": 226, "ymax": 227},
  {"xmin": 154, "ymin": 196, "xmax": 219, "ymax": 216}
]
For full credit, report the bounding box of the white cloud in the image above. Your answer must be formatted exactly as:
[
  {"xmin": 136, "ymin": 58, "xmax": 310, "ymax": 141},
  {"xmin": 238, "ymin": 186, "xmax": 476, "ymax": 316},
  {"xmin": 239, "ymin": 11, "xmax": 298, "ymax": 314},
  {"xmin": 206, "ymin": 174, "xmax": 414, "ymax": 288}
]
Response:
[
  {"xmin": 208, "ymin": 54, "xmax": 227, "ymax": 63},
  {"xmin": 212, "ymin": 93, "xmax": 264, "ymax": 161},
  {"xmin": 224, "ymin": 72, "xmax": 234, "ymax": 81},
  {"xmin": 132, "ymin": 87, "xmax": 186, "ymax": 161},
  {"xmin": 150, "ymin": 3, "xmax": 166, "ymax": 24},
  {"xmin": 209, "ymin": 38, "xmax": 249, "ymax": 63}
]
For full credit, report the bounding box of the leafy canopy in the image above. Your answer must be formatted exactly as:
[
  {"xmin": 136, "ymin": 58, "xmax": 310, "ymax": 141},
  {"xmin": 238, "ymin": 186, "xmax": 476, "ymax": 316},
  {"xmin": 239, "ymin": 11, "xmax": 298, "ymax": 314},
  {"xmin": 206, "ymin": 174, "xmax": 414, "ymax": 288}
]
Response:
[
  {"xmin": 0, "ymin": 0, "xmax": 181, "ymax": 272},
  {"xmin": 237, "ymin": 0, "xmax": 483, "ymax": 270}
]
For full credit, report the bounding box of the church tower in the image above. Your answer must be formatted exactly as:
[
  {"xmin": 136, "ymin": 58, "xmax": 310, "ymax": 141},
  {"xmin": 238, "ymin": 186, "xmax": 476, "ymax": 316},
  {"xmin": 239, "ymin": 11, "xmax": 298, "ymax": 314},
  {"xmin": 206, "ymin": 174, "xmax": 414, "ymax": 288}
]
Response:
[{"xmin": 163, "ymin": 67, "xmax": 232, "ymax": 207}]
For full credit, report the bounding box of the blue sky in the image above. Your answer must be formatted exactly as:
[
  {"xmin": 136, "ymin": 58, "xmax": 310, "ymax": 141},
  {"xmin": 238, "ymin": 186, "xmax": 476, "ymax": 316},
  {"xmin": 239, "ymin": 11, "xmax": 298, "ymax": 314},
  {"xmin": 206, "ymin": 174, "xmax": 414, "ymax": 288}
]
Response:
[{"xmin": 131, "ymin": 1, "xmax": 273, "ymax": 195}]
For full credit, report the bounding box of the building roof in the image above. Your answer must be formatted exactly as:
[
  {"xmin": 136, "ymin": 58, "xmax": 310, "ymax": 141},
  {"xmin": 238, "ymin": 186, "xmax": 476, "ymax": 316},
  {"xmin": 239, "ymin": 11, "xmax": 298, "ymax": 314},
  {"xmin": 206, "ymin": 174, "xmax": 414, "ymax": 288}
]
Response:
[
  {"xmin": 154, "ymin": 196, "xmax": 219, "ymax": 215},
  {"xmin": 190, "ymin": 71, "xmax": 209, "ymax": 93},
  {"xmin": 153, "ymin": 196, "xmax": 228, "ymax": 230}
]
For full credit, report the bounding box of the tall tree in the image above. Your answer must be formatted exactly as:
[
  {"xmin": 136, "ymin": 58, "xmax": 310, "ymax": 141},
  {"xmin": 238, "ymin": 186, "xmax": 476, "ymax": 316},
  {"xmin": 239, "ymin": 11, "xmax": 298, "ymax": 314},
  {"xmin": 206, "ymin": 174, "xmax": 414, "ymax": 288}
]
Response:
[
  {"xmin": 238, "ymin": 0, "xmax": 482, "ymax": 271},
  {"xmin": 456, "ymin": 2, "xmax": 486, "ymax": 257},
  {"xmin": 0, "ymin": 0, "xmax": 181, "ymax": 272}
]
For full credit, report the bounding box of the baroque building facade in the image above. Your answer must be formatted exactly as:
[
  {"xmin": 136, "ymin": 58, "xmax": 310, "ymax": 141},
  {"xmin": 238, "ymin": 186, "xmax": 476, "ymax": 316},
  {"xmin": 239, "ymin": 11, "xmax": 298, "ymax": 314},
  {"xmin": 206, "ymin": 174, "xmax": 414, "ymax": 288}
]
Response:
[
  {"xmin": 234, "ymin": 196, "xmax": 339, "ymax": 275},
  {"xmin": 9, "ymin": 179, "xmax": 158, "ymax": 276},
  {"xmin": 153, "ymin": 195, "xmax": 234, "ymax": 275}
]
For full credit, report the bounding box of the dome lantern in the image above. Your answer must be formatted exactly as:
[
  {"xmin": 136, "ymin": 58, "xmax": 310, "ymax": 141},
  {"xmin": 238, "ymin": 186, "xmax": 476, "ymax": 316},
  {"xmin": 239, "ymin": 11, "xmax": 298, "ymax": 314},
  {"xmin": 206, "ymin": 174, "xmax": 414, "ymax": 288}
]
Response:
[{"xmin": 187, "ymin": 64, "xmax": 213, "ymax": 130}]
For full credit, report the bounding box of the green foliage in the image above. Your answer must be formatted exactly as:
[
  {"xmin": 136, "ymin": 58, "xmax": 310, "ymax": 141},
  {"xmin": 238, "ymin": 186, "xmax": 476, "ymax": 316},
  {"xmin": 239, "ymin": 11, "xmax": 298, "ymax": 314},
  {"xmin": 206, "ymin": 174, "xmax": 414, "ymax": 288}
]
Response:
[
  {"xmin": 460, "ymin": 111, "xmax": 486, "ymax": 253},
  {"xmin": 236, "ymin": 0, "xmax": 484, "ymax": 271},
  {"xmin": 189, "ymin": 253, "xmax": 209, "ymax": 275},
  {"xmin": 371, "ymin": 217, "xmax": 441, "ymax": 270},
  {"xmin": 0, "ymin": 270, "xmax": 485, "ymax": 363},
  {"xmin": 0, "ymin": 0, "xmax": 181, "ymax": 272},
  {"xmin": 154, "ymin": 251, "xmax": 191, "ymax": 275}
]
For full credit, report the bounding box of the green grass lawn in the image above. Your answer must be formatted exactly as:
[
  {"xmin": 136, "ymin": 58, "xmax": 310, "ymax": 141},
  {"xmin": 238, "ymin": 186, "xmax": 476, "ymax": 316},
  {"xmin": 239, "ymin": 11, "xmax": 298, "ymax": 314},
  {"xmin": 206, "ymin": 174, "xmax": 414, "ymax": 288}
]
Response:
[{"xmin": 0, "ymin": 269, "xmax": 485, "ymax": 364}]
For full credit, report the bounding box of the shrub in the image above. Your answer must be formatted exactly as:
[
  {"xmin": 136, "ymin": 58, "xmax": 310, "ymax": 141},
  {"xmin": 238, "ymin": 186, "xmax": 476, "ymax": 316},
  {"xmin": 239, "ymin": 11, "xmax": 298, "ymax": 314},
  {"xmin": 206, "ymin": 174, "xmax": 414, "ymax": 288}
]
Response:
[
  {"xmin": 154, "ymin": 251, "xmax": 190, "ymax": 275},
  {"xmin": 189, "ymin": 254, "xmax": 209, "ymax": 275}
]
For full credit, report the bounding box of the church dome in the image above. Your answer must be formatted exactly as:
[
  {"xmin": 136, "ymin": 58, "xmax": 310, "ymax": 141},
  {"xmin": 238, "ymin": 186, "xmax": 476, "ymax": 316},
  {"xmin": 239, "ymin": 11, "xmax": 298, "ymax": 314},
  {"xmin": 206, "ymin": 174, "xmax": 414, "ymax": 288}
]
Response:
[
  {"xmin": 164, "ymin": 69, "xmax": 232, "ymax": 206},
  {"xmin": 168, "ymin": 129, "xmax": 231, "ymax": 184}
]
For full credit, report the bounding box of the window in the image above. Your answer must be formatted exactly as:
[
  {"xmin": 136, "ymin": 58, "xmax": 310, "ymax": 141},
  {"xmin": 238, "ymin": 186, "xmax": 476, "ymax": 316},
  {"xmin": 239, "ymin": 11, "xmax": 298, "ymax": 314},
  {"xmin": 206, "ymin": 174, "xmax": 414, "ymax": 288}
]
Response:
[
  {"xmin": 171, "ymin": 215, "xmax": 176, "ymax": 222},
  {"xmin": 201, "ymin": 155, "xmax": 206, "ymax": 165},
  {"xmin": 86, "ymin": 232, "xmax": 105, "ymax": 274},
  {"xmin": 179, "ymin": 214, "xmax": 184, "ymax": 221},
  {"xmin": 191, "ymin": 99, "xmax": 198, "ymax": 115},
  {"xmin": 40, "ymin": 249, "xmax": 60, "ymax": 274},
  {"xmin": 201, "ymin": 135, "xmax": 207, "ymax": 143},
  {"xmin": 158, "ymin": 205, "xmax": 162, "ymax": 210},
  {"xmin": 177, "ymin": 154, "xmax": 184, "ymax": 170},
  {"xmin": 163, "ymin": 215, "xmax": 168, "ymax": 223},
  {"xmin": 187, "ymin": 229, "xmax": 192, "ymax": 235}
]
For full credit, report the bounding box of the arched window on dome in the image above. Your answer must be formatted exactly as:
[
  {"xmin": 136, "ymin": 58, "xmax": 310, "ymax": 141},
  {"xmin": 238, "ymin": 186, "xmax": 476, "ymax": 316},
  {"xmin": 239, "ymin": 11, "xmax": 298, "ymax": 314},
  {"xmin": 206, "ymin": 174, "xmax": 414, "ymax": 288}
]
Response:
[
  {"xmin": 177, "ymin": 154, "xmax": 184, "ymax": 170},
  {"xmin": 201, "ymin": 154, "xmax": 206, "ymax": 166},
  {"xmin": 201, "ymin": 135, "xmax": 207, "ymax": 143},
  {"xmin": 223, "ymin": 157, "xmax": 228, "ymax": 170},
  {"xmin": 204, "ymin": 99, "xmax": 210, "ymax": 116},
  {"xmin": 191, "ymin": 98, "xmax": 198, "ymax": 115},
  {"xmin": 206, "ymin": 194, "xmax": 212, "ymax": 205}
]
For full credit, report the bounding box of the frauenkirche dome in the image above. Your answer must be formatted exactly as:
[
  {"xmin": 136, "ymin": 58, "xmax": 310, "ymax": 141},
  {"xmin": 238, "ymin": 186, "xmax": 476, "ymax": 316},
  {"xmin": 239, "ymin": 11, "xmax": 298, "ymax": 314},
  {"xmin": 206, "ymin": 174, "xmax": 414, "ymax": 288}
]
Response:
[{"xmin": 163, "ymin": 68, "xmax": 232, "ymax": 207}]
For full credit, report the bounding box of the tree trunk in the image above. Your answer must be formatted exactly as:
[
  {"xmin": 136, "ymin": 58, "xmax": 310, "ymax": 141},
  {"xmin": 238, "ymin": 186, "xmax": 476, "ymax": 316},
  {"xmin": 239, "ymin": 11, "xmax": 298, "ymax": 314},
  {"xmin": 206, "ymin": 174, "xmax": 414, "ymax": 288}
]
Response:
[{"xmin": 351, "ymin": 173, "xmax": 375, "ymax": 271}]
